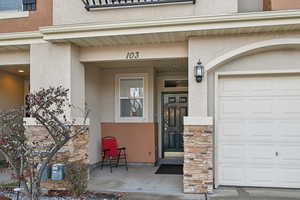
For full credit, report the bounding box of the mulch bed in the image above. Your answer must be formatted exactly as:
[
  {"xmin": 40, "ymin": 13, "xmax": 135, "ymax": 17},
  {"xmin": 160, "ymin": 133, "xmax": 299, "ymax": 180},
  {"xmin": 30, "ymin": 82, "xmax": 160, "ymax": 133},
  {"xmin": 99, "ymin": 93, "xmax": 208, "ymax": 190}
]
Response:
[
  {"xmin": 0, "ymin": 189, "xmax": 126, "ymax": 200},
  {"xmin": 0, "ymin": 191, "xmax": 125, "ymax": 200}
]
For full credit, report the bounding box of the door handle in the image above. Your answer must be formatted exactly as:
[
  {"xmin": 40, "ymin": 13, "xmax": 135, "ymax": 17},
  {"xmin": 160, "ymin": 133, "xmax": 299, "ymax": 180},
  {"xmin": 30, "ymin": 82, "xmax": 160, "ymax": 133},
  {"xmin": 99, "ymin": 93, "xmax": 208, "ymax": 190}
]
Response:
[{"xmin": 275, "ymin": 152, "xmax": 279, "ymax": 157}]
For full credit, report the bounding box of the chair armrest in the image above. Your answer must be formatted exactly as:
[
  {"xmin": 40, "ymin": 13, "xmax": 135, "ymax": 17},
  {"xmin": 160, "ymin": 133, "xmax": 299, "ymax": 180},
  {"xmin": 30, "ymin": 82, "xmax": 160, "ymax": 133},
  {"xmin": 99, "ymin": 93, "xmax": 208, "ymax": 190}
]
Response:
[{"xmin": 118, "ymin": 147, "xmax": 126, "ymax": 150}]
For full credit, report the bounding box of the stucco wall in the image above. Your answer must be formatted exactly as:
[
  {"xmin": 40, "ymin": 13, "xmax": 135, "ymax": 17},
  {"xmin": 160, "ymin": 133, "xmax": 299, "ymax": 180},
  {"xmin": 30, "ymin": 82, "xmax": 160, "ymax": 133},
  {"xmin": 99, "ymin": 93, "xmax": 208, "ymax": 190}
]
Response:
[
  {"xmin": 0, "ymin": 51, "xmax": 29, "ymax": 66},
  {"xmin": 188, "ymin": 31, "xmax": 300, "ymax": 117},
  {"xmin": 0, "ymin": 70, "xmax": 25, "ymax": 161},
  {"xmin": 0, "ymin": 71, "xmax": 25, "ymax": 109},
  {"xmin": 270, "ymin": 0, "xmax": 300, "ymax": 10},
  {"xmin": 207, "ymin": 49, "xmax": 300, "ymax": 117},
  {"xmin": 30, "ymin": 43, "xmax": 85, "ymax": 120},
  {"xmin": 53, "ymin": 0, "xmax": 237, "ymax": 25},
  {"xmin": 0, "ymin": 0, "xmax": 52, "ymax": 33},
  {"xmin": 85, "ymin": 65, "xmax": 155, "ymax": 164},
  {"xmin": 101, "ymin": 123, "xmax": 158, "ymax": 163}
]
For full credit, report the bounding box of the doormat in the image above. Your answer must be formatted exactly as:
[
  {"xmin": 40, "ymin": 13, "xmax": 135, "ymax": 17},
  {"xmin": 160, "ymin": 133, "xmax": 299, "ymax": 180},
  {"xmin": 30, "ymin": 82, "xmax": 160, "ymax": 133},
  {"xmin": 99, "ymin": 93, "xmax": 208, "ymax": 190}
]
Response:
[{"xmin": 155, "ymin": 164, "xmax": 183, "ymax": 175}]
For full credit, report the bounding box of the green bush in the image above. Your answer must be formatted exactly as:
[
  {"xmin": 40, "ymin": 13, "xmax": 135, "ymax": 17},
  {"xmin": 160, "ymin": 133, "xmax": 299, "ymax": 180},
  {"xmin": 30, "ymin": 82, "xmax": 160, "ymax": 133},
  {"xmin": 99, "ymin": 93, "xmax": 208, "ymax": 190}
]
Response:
[{"xmin": 65, "ymin": 162, "xmax": 88, "ymax": 197}]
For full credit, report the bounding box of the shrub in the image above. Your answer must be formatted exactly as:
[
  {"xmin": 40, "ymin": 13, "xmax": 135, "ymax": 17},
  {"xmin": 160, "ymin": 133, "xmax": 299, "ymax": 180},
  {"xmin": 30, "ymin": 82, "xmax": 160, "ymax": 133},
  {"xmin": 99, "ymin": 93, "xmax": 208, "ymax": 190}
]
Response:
[{"xmin": 65, "ymin": 163, "xmax": 88, "ymax": 197}]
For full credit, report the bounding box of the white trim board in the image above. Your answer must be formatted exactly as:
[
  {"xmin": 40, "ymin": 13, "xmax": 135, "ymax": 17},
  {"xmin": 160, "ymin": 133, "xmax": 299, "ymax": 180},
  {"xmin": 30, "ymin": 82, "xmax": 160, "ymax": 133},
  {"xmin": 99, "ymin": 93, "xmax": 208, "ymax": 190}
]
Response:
[{"xmin": 0, "ymin": 10, "xmax": 29, "ymax": 19}]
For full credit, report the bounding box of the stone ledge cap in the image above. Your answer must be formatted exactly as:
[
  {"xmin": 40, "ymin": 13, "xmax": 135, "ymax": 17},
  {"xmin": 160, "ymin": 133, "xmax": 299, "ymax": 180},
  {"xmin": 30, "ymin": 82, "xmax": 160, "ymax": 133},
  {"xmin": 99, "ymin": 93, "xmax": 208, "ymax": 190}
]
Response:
[
  {"xmin": 24, "ymin": 117, "xmax": 90, "ymax": 126},
  {"xmin": 184, "ymin": 117, "xmax": 213, "ymax": 126}
]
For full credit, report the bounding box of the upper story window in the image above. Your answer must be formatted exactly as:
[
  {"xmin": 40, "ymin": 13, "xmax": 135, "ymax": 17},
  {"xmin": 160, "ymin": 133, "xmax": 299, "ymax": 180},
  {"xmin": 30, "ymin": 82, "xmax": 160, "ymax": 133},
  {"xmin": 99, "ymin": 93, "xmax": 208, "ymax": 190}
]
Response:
[
  {"xmin": 0, "ymin": 0, "xmax": 23, "ymax": 11},
  {"xmin": 0, "ymin": 0, "xmax": 36, "ymax": 12},
  {"xmin": 82, "ymin": 0, "xmax": 195, "ymax": 11}
]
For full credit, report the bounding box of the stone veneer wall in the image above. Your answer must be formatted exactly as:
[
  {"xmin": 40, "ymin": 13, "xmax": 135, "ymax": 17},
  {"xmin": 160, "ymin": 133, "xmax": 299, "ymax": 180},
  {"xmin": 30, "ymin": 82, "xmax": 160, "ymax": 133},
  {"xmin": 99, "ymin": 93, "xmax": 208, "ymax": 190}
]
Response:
[
  {"xmin": 25, "ymin": 125, "xmax": 89, "ymax": 190},
  {"xmin": 183, "ymin": 125, "xmax": 213, "ymax": 194}
]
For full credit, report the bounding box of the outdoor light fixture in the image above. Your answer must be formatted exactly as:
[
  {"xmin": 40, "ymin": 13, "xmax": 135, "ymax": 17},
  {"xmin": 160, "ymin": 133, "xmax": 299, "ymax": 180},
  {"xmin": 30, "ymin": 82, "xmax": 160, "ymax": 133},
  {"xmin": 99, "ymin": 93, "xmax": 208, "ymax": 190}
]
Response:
[
  {"xmin": 18, "ymin": 70, "xmax": 25, "ymax": 73},
  {"xmin": 195, "ymin": 60, "xmax": 204, "ymax": 83}
]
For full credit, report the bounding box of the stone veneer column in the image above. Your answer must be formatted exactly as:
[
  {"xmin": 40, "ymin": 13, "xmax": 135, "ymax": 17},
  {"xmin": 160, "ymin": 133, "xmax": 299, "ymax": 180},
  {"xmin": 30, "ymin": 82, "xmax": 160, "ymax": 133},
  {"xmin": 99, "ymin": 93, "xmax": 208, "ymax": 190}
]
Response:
[
  {"xmin": 24, "ymin": 118, "xmax": 89, "ymax": 190},
  {"xmin": 183, "ymin": 117, "xmax": 213, "ymax": 194}
]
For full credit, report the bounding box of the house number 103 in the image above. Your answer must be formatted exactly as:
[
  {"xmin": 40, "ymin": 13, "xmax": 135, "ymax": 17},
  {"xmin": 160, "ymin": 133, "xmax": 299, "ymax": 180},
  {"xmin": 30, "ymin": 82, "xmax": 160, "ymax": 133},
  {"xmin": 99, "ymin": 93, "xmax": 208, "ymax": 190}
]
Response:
[{"xmin": 126, "ymin": 52, "xmax": 140, "ymax": 59}]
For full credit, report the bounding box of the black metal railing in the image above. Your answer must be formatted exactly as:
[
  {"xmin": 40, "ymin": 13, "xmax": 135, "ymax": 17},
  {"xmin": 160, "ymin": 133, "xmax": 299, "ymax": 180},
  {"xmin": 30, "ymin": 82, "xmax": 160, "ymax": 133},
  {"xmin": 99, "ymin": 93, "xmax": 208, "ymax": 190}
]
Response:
[{"xmin": 82, "ymin": 0, "xmax": 195, "ymax": 10}]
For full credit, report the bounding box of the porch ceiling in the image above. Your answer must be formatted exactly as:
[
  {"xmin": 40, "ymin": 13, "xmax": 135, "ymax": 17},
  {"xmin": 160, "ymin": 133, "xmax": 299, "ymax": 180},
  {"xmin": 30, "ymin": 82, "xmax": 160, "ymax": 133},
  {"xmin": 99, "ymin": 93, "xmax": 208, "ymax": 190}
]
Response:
[
  {"xmin": 0, "ymin": 65, "xmax": 30, "ymax": 77},
  {"xmin": 0, "ymin": 31, "xmax": 43, "ymax": 51}
]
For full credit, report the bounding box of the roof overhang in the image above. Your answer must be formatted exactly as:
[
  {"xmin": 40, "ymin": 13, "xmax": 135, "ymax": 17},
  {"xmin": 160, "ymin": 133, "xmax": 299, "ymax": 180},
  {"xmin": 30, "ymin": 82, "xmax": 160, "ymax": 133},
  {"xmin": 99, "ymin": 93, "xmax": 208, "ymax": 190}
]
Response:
[
  {"xmin": 0, "ymin": 31, "xmax": 44, "ymax": 51},
  {"xmin": 1, "ymin": 10, "xmax": 300, "ymax": 49},
  {"xmin": 39, "ymin": 10, "xmax": 300, "ymax": 47}
]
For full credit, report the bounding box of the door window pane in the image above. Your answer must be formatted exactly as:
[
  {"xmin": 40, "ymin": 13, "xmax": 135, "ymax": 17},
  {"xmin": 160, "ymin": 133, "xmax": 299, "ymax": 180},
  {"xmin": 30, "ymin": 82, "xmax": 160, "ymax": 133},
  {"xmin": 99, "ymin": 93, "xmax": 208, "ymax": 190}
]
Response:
[
  {"xmin": 0, "ymin": 0, "xmax": 23, "ymax": 11},
  {"xmin": 120, "ymin": 78, "xmax": 144, "ymax": 118}
]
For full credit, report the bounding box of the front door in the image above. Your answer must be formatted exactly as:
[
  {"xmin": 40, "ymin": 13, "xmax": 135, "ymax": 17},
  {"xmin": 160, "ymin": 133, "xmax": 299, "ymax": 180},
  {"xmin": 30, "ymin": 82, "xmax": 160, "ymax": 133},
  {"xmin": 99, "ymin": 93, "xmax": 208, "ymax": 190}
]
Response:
[{"xmin": 162, "ymin": 92, "xmax": 188, "ymax": 157}]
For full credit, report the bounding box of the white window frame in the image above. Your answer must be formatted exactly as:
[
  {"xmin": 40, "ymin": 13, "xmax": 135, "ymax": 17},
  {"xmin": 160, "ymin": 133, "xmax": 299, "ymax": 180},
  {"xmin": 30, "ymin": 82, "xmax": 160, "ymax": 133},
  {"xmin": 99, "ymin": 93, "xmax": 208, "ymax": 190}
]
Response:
[
  {"xmin": 115, "ymin": 73, "xmax": 149, "ymax": 122},
  {"xmin": 0, "ymin": 10, "xmax": 29, "ymax": 19}
]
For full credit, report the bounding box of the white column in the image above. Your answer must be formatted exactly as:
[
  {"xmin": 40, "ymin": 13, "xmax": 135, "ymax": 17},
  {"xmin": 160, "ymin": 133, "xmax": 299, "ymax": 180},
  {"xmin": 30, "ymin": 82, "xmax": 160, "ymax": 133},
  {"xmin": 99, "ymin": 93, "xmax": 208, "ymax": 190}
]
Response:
[{"xmin": 30, "ymin": 42, "xmax": 85, "ymax": 119}]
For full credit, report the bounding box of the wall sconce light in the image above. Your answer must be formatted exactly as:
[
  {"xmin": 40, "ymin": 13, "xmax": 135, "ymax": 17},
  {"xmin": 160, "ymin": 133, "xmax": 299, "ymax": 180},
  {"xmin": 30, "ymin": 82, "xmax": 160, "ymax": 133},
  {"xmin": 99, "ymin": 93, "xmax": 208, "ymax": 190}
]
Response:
[{"xmin": 195, "ymin": 60, "xmax": 204, "ymax": 83}]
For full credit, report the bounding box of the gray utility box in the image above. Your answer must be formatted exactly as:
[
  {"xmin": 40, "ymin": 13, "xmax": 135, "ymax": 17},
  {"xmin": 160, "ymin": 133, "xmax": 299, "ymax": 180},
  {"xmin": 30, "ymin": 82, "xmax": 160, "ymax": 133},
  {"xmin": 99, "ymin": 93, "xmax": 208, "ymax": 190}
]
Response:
[
  {"xmin": 41, "ymin": 165, "xmax": 51, "ymax": 181},
  {"xmin": 51, "ymin": 163, "xmax": 65, "ymax": 180}
]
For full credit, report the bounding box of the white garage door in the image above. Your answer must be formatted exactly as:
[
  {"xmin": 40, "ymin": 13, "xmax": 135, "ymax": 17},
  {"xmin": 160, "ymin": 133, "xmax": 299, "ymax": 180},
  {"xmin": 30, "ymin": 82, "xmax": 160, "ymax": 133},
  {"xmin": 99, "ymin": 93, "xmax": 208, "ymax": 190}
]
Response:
[{"xmin": 217, "ymin": 74, "xmax": 300, "ymax": 188}]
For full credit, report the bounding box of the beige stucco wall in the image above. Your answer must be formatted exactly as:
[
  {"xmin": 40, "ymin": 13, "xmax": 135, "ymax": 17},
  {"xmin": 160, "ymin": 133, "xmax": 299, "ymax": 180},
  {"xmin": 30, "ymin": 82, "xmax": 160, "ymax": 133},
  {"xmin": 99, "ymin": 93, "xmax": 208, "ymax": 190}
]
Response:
[
  {"xmin": 0, "ymin": 71, "xmax": 25, "ymax": 109},
  {"xmin": 30, "ymin": 42, "xmax": 85, "ymax": 119},
  {"xmin": 53, "ymin": 0, "xmax": 237, "ymax": 26},
  {"xmin": 0, "ymin": 51, "xmax": 29, "ymax": 66},
  {"xmin": 270, "ymin": 0, "xmax": 300, "ymax": 10},
  {"xmin": 85, "ymin": 65, "xmax": 102, "ymax": 165},
  {"xmin": 188, "ymin": 31, "xmax": 300, "ymax": 117},
  {"xmin": 0, "ymin": 70, "xmax": 25, "ymax": 161},
  {"xmin": 208, "ymin": 49, "xmax": 300, "ymax": 117},
  {"xmin": 85, "ymin": 65, "xmax": 155, "ymax": 164},
  {"xmin": 80, "ymin": 43, "xmax": 188, "ymax": 63}
]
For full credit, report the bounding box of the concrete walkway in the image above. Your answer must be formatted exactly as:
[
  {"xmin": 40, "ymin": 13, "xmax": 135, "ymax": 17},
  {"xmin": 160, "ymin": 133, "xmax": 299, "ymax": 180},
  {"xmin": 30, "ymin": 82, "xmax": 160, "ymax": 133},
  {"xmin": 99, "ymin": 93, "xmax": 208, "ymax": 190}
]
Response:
[
  {"xmin": 2, "ymin": 166, "xmax": 300, "ymax": 200},
  {"xmin": 89, "ymin": 166, "xmax": 300, "ymax": 200}
]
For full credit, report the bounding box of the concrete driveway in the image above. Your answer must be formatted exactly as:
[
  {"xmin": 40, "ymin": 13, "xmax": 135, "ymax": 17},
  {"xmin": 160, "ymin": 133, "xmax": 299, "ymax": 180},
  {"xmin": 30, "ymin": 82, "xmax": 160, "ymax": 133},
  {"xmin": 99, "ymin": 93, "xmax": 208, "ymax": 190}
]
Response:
[{"xmin": 123, "ymin": 187, "xmax": 300, "ymax": 200}]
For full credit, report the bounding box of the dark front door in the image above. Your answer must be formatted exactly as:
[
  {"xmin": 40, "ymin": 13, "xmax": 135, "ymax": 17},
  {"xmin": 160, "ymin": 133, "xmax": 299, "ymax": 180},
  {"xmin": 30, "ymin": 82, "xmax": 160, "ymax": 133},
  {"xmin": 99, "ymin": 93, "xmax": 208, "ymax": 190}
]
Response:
[{"xmin": 162, "ymin": 92, "xmax": 188, "ymax": 156}]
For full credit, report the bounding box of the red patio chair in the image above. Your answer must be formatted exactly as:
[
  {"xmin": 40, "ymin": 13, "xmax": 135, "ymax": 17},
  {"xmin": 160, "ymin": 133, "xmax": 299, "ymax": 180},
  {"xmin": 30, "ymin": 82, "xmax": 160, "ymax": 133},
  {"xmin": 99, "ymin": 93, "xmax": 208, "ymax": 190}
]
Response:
[{"xmin": 101, "ymin": 136, "xmax": 128, "ymax": 173}]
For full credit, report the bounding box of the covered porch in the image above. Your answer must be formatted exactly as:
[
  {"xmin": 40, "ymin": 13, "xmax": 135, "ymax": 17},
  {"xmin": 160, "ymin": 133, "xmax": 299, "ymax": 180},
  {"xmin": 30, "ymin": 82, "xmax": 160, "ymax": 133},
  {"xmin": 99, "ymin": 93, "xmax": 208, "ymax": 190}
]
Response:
[
  {"xmin": 84, "ymin": 58, "xmax": 188, "ymax": 166},
  {"xmin": 0, "ymin": 52, "xmax": 30, "ymax": 161}
]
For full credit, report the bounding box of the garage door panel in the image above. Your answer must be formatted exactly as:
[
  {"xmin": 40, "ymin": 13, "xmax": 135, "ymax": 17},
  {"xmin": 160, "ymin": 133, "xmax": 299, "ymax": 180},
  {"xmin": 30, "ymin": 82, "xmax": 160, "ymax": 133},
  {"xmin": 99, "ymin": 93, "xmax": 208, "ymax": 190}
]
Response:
[
  {"xmin": 219, "ymin": 144, "xmax": 245, "ymax": 163},
  {"xmin": 220, "ymin": 78, "xmax": 252, "ymax": 96},
  {"xmin": 274, "ymin": 76, "xmax": 300, "ymax": 92},
  {"xmin": 278, "ymin": 121, "xmax": 300, "ymax": 141},
  {"xmin": 278, "ymin": 145, "xmax": 300, "ymax": 165},
  {"xmin": 277, "ymin": 168, "xmax": 300, "ymax": 187},
  {"xmin": 219, "ymin": 120, "xmax": 244, "ymax": 140},
  {"xmin": 247, "ymin": 98, "xmax": 274, "ymax": 117},
  {"xmin": 245, "ymin": 167, "xmax": 275, "ymax": 186},
  {"xmin": 219, "ymin": 98, "xmax": 246, "ymax": 119},
  {"xmin": 246, "ymin": 144, "xmax": 276, "ymax": 164},
  {"xmin": 275, "ymin": 98, "xmax": 300, "ymax": 117},
  {"xmin": 247, "ymin": 120, "xmax": 274, "ymax": 140},
  {"xmin": 217, "ymin": 74, "xmax": 300, "ymax": 188},
  {"xmin": 219, "ymin": 164, "xmax": 244, "ymax": 185}
]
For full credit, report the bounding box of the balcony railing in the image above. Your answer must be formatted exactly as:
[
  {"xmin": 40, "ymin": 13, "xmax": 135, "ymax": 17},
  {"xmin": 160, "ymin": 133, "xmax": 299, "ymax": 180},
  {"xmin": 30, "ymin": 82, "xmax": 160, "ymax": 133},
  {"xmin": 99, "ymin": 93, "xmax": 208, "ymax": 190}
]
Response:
[{"xmin": 82, "ymin": 0, "xmax": 195, "ymax": 10}]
